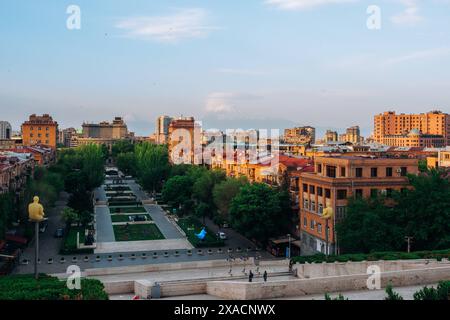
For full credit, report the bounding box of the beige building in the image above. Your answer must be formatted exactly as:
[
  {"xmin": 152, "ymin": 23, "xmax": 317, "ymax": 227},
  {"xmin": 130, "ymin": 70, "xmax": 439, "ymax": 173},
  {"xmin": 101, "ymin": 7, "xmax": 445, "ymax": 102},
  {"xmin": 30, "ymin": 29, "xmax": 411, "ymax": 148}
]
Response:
[
  {"xmin": 77, "ymin": 117, "xmax": 134, "ymax": 149},
  {"xmin": 283, "ymin": 126, "xmax": 315, "ymax": 145}
]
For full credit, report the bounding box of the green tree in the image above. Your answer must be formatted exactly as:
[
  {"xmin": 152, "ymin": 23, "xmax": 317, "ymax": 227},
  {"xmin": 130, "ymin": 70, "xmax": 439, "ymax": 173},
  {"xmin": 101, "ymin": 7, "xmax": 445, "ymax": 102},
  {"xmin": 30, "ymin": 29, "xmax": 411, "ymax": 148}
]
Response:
[
  {"xmin": 111, "ymin": 140, "xmax": 134, "ymax": 158},
  {"xmin": 229, "ymin": 183, "xmax": 291, "ymax": 245},
  {"xmin": 135, "ymin": 143, "xmax": 170, "ymax": 193},
  {"xmin": 213, "ymin": 177, "xmax": 248, "ymax": 223},
  {"xmin": 116, "ymin": 152, "xmax": 137, "ymax": 176},
  {"xmin": 161, "ymin": 175, "xmax": 193, "ymax": 214},
  {"xmin": 79, "ymin": 144, "xmax": 105, "ymax": 190},
  {"xmin": 385, "ymin": 284, "xmax": 404, "ymax": 300},
  {"xmin": 61, "ymin": 207, "xmax": 79, "ymax": 227}
]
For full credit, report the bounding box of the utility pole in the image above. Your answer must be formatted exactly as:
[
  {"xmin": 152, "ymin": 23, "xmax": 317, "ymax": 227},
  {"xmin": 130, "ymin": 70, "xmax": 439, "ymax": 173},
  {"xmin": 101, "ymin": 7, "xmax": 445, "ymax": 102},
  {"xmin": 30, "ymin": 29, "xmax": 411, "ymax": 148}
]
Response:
[{"xmin": 405, "ymin": 236, "xmax": 413, "ymax": 253}]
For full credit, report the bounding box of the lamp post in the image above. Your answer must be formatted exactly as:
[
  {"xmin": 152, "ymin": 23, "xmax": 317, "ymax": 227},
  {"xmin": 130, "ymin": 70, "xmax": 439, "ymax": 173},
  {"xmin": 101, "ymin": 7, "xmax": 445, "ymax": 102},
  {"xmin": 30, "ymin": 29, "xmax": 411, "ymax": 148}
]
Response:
[{"xmin": 28, "ymin": 196, "xmax": 46, "ymax": 280}]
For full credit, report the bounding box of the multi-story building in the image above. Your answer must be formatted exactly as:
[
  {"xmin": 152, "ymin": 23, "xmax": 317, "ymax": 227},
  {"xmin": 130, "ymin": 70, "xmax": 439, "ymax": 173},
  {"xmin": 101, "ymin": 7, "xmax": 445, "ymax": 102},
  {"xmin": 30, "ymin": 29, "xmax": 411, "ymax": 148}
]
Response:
[
  {"xmin": 299, "ymin": 155, "xmax": 419, "ymax": 255},
  {"xmin": 0, "ymin": 121, "xmax": 12, "ymax": 140},
  {"xmin": 374, "ymin": 110, "xmax": 450, "ymax": 146},
  {"xmin": 325, "ymin": 130, "xmax": 338, "ymax": 143},
  {"xmin": 168, "ymin": 117, "xmax": 201, "ymax": 164},
  {"xmin": 339, "ymin": 126, "xmax": 363, "ymax": 144},
  {"xmin": 77, "ymin": 117, "xmax": 134, "ymax": 149},
  {"xmin": 58, "ymin": 127, "xmax": 78, "ymax": 148},
  {"xmin": 283, "ymin": 126, "xmax": 315, "ymax": 145},
  {"xmin": 380, "ymin": 129, "xmax": 446, "ymax": 148},
  {"xmin": 21, "ymin": 114, "xmax": 58, "ymax": 149},
  {"xmin": 0, "ymin": 151, "xmax": 35, "ymax": 195},
  {"xmin": 427, "ymin": 147, "xmax": 450, "ymax": 169},
  {"xmin": 155, "ymin": 116, "xmax": 173, "ymax": 144}
]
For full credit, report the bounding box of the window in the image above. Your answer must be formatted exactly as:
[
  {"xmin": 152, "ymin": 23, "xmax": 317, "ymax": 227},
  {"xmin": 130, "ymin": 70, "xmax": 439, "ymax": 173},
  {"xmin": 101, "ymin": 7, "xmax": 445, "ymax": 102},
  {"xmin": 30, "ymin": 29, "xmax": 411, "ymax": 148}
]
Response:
[
  {"xmin": 370, "ymin": 189, "xmax": 378, "ymax": 198},
  {"xmin": 309, "ymin": 185, "xmax": 315, "ymax": 194},
  {"xmin": 30, "ymin": 133, "xmax": 34, "ymax": 138},
  {"xmin": 317, "ymin": 223, "xmax": 322, "ymax": 234},
  {"xmin": 371, "ymin": 168, "xmax": 378, "ymax": 177},
  {"xmin": 337, "ymin": 189, "xmax": 347, "ymax": 200},
  {"xmin": 303, "ymin": 217, "xmax": 307, "ymax": 227},
  {"xmin": 311, "ymin": 201, "xmax": 316, "ymax": 212},
  {"xmin": 340, "ymin": 167, "xmax": 346, "ymax": 177},
  {"xmin": 38, "ymin": 133, "xmax": 41, "ymax": 138},
  {"xmin": 303, "ymin": 184, "xmax": 308, "ymax": 192},
  {"xmin": 46, "ymin": 127, "xmax": 49, "ymax": 131},
  {"xmin": 317, "ymin": 164, "xmax": 322, "ymax": 173},
  {"xmin": 310, "ymin": 220, "xmax": 315, "ymax": 230},
  {"xmin": 45, "ymin": 133, "xmax": 49, "ymax": 138},
  {"xmin": 355, "ymin": 189, "xmax": 363, "ymax": 198},
  {"xmin": 386, "ymin": 167, "xmax": 393, "ymax": 177},
  {"xmin": 335, "ymin": 206, "xmax": 347, "ymax": 220},
  {"xmin": 303, "ymin": 199, "xmax": 309, "ymax": 209},
  {"xmin": 38, "ymin": 127, "xmax": 41, "ymax": 131},
  {"xmin": 317, "ymin": 187, "xmax": 323, "ymax": 197},
  {"xmin": 318, "ymin": 203, "xmax": 323, "ymax": 214},
  {"xmin": 326, "ymin": 166, "xmax": 336, "ymax": 178},
  {"xmin": 325, "ymin": 189, "xmax": 331, "ymax": 199},
  {"xmin": 355, "ymin": 168, "xmax": 363, "ymax": 177},
  {"xmin": 400, "ymin": 167, "xmax": 407, "ymax": 176}
]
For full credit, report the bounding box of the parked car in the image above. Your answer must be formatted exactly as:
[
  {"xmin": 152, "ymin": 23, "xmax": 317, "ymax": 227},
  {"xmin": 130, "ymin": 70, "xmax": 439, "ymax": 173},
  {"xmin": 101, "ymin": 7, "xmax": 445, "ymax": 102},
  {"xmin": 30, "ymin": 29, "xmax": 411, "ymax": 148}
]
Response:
[
  {"xmin": 54, "ymin": 228, "xmax": 64, "ymax": 238},
  {"xmin": 217, "ymin": 232, "xmax": 227, "ymax": 240}
]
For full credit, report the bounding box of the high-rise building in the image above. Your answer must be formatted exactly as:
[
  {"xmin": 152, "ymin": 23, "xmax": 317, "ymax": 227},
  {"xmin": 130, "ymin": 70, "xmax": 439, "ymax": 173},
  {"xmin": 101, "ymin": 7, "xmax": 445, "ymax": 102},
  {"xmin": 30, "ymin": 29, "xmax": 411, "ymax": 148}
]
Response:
[
  {"xmin": 59, "ymin": 127, "xmax": 78, "ymax": 148},
  {"xmin": 283, "ymin": 126, "xmax": 315, "ymax": 145},
  {"xmin": 155, "ymin": 116, "xmax": 173, "ymax": 144},
  {"xmin": 374, "ymin": 111, "xmax": 450, "ymax": 146},
  {"xmin": 21, "ymin": 114, "xmax": 58, "ymax": 149},
  {"xmin": 0, "ymin": 121, "xmax": 12, "ymax": 140}
]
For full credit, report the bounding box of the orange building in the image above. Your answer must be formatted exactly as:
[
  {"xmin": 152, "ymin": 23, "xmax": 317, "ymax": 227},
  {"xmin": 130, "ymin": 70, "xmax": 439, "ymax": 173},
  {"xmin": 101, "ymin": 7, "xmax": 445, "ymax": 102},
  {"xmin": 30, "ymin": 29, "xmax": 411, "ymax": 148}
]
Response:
[
  {"xmin": 21, "ymin": 114, "xmax": 58, "ymax": 149},
  {"xmin": 299, "ymin": 156, "xmax": 418, "ymax": 255},
  {"xmin": 374, "ymin": 111, "xmax": 450, "ymax": 146}
]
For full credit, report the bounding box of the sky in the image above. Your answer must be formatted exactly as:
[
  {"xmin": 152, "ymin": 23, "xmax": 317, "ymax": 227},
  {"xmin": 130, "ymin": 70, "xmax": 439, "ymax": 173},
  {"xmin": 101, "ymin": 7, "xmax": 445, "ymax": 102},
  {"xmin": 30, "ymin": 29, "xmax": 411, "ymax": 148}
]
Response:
[{"xmin": 1, "ymin": 0, "xmax": 450, "ymax": 138}]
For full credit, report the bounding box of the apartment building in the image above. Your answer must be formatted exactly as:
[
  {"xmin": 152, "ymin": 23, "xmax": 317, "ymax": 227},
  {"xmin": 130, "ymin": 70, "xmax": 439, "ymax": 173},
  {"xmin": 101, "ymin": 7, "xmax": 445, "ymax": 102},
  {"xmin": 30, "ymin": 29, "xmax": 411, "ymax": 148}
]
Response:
[
  {"xmin": 21, "ymin": 114, "xmax": 58, "ymax": 149},
  {"xmin": 0, "ymin": 152, "xmax": 35, "ymax": 195},
  {"xmin": 374, "ymin": 111, "xmax": 450, "ymax": 146},
  {"xmin": 283, "ymin": 126, "xmax": 315, "ymax": 145},
  {"xmin": 299, "ymin": 156, "xmax": 419, "ymax": 255}
]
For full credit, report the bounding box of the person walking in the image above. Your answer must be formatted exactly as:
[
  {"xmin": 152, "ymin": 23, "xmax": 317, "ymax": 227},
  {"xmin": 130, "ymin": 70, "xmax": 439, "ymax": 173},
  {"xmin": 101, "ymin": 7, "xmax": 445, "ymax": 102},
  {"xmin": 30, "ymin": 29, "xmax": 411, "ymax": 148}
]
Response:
[
  {"xmin": 263, "ymin": 271, "xmax": 268, "ymax": 282},
  {"xmin": 249, "ymin": 270, "xmax": 254, "ymax": 282}
]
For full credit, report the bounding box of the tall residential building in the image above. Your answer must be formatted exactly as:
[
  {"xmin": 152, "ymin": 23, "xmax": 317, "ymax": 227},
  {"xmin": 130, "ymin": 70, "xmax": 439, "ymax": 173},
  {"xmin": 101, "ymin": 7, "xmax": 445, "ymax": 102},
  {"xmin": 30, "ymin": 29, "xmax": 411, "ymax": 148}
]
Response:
[
  {"xmin": 374, "ymin": 110, "xmax": 450, "ymax": 146},
  {"xmin": 283, "ymin": 126, "xmax": 315, "ymax": 145},
  {"xmin": 0, "ymin": 121, "xmax": 12, "ymax": 140},
  {"xmin": 59, "ymin": 127, "xmax": 78, "ymax": 148},
  {"xmin": 339, "ymin": 126, "xmax": 362, "ymax": 144},
  {"xmin": 299, "ymin": 156, "xmax": 419, "ymax": 255},
  {"xmin": 325, "ymin": 130, "xmax": 338, "ymax": 143},
  {"xmin": 168, "ymin": 117, "xmax": 201, "ymax": 164},
  {"xmin": 21, "ymin": 114, "xmax": 58, "ymax": 149},
  {"xmin": 155, "ymin": 115, "xmax": 173, "ymax": 144}
]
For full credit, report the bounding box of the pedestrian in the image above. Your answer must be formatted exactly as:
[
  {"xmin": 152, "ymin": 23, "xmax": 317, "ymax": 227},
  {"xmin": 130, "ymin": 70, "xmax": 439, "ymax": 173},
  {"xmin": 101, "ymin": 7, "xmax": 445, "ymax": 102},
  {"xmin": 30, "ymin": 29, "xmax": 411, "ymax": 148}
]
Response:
[
  {"xmin": 249, "ymin": 270, "xmax": 254, "ymax": 282},
  {"xmin": 263, "ymin": 271, "xmax": 268, "ymax": 282}
]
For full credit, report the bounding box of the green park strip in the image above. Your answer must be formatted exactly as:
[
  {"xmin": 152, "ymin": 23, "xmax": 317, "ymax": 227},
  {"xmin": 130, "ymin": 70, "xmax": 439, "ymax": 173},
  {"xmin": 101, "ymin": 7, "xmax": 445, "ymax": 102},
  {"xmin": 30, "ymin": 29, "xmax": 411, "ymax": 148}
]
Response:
[
  {"xmin": 113, "ymin": 224, "xmax": 165, "ymax": 241},
  {"xmin": 60, "ymin": 226, "xmax": 92, "ymax": 255},
  {"xmin": 177, "ymin": 217, "xmax": 224, "ymax": 248},
  {"xmin": 0, "ymin": 275, "xmax": 108, "ymax": 300},
  {"xmin": 110, "ymin": 214, "xmax": 152, "ymax": 223},
  {"xmin": 109, "ymin": 206, "xmax": 147, "ymax": 214}
]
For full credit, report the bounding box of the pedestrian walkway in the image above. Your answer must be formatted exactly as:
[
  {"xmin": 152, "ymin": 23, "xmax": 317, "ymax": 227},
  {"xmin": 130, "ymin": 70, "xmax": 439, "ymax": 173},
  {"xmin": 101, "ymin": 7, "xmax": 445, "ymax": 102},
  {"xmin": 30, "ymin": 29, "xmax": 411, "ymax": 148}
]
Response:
[
  {"xmin": 144, "ymin": 205, "xmax": 185, "ymax": 239},
  {"xmin": 95, "ymin": 206, "xmax": 115, "ymax": 243},
  {"xmin": 95, "ymin": 238, "xmax": 194, "ymax": 254}
]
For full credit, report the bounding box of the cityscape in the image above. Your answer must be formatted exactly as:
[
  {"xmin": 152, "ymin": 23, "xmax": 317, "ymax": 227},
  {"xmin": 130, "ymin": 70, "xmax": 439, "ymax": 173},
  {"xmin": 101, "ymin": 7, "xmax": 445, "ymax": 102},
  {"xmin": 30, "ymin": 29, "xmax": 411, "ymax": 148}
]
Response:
[{"xmin": 0, "ymin": 0, "xmax": 449, "ymax": 312}]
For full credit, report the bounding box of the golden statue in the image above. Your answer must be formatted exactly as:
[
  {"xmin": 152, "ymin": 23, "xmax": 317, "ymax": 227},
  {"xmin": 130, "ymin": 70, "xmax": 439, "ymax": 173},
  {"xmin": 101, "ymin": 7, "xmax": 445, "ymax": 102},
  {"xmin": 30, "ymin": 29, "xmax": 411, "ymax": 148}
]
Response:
[
  {"xmin": 28, "ymin": 196, "xmax": 45, "ymax": 222},
  {"xmin": 322, "ymin": 207, "xmax": 334, "ymax": 220}
]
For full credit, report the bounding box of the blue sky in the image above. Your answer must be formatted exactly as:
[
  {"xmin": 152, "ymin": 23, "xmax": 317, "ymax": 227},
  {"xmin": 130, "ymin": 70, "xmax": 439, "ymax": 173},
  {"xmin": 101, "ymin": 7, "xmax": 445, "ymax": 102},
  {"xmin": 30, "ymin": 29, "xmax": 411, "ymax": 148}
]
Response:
[{"xmin": 1, "ymin": 0, "xmax": 450, "ymax": 137}]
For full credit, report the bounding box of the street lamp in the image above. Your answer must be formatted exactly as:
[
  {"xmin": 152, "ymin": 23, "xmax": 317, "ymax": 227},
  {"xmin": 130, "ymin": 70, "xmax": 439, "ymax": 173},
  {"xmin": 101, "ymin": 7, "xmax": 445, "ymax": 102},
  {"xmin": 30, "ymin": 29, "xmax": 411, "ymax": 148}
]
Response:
[{"xmin": 28, "ymin": 196, "xmax": 46, "ymax": 280}]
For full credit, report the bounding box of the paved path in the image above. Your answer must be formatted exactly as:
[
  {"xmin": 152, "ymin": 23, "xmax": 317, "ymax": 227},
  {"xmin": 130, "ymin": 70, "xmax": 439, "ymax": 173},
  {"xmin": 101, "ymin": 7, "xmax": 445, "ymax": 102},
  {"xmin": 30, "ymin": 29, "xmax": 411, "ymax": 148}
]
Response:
[
  {"xmin": 95, "ymin": 206, "xmax": 115, "ymax": 243},
  {"xmin": 95, "ymin": 239, "xmax": 193, "ymax": 254}
]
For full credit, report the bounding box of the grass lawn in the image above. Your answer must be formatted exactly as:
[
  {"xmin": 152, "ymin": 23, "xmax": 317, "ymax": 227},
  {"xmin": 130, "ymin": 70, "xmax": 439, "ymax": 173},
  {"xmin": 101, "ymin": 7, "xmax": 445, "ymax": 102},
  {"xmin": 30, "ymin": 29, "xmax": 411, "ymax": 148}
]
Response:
[
  {"xmin": 177, "ymin": 217, "xmax": 224, "ymax": 248},
  {"xmin": 108, "ymin": 200, "xmax": 141, "ymax": 206},
  {"xmin": 111, "ymin": 214, "xmax": 152, "ymax": 223},
  {"xmin": 109, "ymin": 206, "xmax": 147, "ymax": 214},
  {"xmin": 113, "ymin": 224, "xmax": 165, "ymax": 241},
  {"xmin": 60, "ymin": 226, "xmax": 92, "ymax": 254}
]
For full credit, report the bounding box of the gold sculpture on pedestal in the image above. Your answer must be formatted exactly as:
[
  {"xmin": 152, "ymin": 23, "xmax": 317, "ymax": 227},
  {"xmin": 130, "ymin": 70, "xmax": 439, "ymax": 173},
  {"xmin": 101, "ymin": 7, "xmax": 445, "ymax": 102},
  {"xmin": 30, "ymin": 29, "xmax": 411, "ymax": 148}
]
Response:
[
  {"xmin": 28, "ymin": 196, "xmax": 45, "ymax": 222},
  {"xmin": 322, "ymin": 207, "xmax": 334, "ymax": 220}
]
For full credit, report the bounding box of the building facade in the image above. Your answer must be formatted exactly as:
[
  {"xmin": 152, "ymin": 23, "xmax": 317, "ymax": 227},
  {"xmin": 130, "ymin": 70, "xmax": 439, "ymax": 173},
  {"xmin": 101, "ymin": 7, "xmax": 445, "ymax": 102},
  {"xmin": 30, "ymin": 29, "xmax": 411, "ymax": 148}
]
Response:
[
  {"xmin": 21, "ymin": 114, "xmax": 58, "ymax": 149},
  {"xmin": 283, "ymin": 126, "xmax": 316, "ymax": 145},
  {"xmin": 374, "ymin": 111, "xmax": 450, "ymax": 146},
  {"xmin": 155, "ymin": 116, "xmax": 173, "ymax": 144},
  {"xmin": 168, "ymin": 117, "xmax": 200, "ymax": 164},
  {"xmin": 78, "ymin": 117, "xmax": 133, "ymax": 149},
  {"xmin": 299, "ymin": 156, "xmax": 419, "ymax": 256},
  {"xmin": 339, "ymin": 126, "xmax": 363, "ymax": 144},
  {"xmin": 0, "ymin": 121, "xmax": 12, "ymax": 140}
]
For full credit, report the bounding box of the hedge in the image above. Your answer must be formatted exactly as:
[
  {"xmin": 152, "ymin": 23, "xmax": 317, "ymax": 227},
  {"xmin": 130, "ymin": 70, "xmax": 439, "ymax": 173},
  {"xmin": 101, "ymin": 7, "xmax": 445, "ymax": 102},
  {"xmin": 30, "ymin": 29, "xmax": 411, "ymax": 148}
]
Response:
[
  {"xmin": 292, "ymin": 249, "xmax": 450, "ymax": 264},
  {"xmin": 0, "ymin": 274, "xmax": 108, "ymax": 300}
]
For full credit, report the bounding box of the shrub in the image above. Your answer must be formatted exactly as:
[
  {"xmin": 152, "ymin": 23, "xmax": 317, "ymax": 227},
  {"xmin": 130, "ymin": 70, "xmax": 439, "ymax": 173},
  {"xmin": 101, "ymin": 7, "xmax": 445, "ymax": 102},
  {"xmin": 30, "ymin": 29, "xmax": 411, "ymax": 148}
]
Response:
[
  {"xmin": 385, "ymin": 284, "xmax": 403, "ymax": 300},
  {"xmin": 413, "ymin": 281, "xmax": 450, "ymax": 300}
]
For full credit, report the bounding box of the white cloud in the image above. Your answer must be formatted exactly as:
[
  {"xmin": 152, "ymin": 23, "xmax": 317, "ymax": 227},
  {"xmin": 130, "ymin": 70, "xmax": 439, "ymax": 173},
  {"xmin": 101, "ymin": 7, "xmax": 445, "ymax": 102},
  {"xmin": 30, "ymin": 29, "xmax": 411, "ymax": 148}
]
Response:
[
  {"xmin": 382, "ymin": 47, "xmax": 450, "ymax": 66},
  {"xmin": 205, "ymin": 92, "xmax": 261, "ymax": 114},
  {"xmin": 116, "ymin": 8, "xmax": 216, "ymax": 43},
  {"xmin": 391, "ymin": 0, "xmax": 424, "ymax": 26},
  {"xmin": 265, "ymin": 0, "xmax": 356, "ymax": 10}
]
